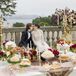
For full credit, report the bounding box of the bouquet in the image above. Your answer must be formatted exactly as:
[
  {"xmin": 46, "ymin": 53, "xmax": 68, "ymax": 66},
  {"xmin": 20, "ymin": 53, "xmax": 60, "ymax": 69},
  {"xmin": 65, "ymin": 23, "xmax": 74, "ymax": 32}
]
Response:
[{"xmin": 70, "ymin": 44, "xmax": 76, "ymax": 52}]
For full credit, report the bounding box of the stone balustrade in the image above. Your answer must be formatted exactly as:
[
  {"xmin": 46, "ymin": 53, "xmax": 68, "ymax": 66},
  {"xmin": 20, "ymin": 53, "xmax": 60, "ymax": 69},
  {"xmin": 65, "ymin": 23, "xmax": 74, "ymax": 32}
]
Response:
[{"xmin": 2, "ymin": 26, "xmax": 76, "ymax": 47}]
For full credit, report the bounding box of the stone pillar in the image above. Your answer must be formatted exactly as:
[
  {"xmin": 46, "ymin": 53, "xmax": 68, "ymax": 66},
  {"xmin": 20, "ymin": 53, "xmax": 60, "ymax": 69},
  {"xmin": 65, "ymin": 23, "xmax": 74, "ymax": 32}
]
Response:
[{"xmin": 15, "ymin": 32, "xmax": 20, "ymax": 45}]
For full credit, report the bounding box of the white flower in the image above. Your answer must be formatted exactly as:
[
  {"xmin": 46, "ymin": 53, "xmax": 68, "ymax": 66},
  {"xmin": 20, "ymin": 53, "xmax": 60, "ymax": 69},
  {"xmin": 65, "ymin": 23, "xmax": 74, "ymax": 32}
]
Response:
[
  {"xmin": 10, "ymin": 54, "xmax": 20, "ymax": 62},
  {"xmin": 5, "ymin": 41, "xmax": 16, "ymax": 49},
  {"xmin": 6, "ymin": 51, "xmax": 11, "ymax": 56},
  {"xmin": 41, "ymin": 51, "xmax": 54, "ymax": 59},
  {"xmin": 20, "ymin": 58, "xmax": 31, "ymax": 66},
  {"xmin": 57, "ymin": 44, "xmax": 61, "ymax": 51}
]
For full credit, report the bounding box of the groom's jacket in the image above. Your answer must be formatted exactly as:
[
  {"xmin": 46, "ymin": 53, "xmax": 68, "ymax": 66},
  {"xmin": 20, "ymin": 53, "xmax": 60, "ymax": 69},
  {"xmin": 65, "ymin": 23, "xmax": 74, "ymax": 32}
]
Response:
[{"xmin": 18, "ymin": 30, "xmax": 35, "ymax": 48}]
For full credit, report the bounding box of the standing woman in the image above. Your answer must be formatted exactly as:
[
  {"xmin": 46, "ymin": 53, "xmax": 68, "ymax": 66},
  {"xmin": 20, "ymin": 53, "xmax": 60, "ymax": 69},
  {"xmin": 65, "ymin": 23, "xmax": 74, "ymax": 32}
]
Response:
[{"xmin": 18, "ymin": 23, "xmax": 35, "ymax": 48}]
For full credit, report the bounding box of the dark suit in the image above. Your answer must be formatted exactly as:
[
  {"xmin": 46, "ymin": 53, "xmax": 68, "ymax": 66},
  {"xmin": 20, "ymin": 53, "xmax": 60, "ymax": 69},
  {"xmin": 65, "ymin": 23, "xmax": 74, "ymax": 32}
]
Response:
[{"xmin": 18, "ymin": 30, "xmax": 35, "ymax": 48}]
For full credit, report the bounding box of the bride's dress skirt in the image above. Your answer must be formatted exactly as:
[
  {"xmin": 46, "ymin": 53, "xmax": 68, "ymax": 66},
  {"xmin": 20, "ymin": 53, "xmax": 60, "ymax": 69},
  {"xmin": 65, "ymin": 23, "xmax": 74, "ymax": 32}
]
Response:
[{"xmin": 36, "ymin": 41, "xmax": 50, "ymax": 52}]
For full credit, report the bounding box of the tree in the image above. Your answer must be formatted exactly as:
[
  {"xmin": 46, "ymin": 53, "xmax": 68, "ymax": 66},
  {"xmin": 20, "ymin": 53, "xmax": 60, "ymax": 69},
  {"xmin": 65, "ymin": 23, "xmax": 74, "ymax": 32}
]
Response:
[
  {"xmin": 51, "ymin": 14, "xmax": 58, "ymax": 26},
  {"xmin": 39, "ymin": 22, "xmax": 49, "ymax": 26},
  {"xmin": 32, "ymin": 16, "xmax": 52, "ymax": 26},
  {"xmin": 0, "ymin": 0, "xmax": 16, "ymax": 16},
  {"xmin": 0, "ymin": 0, "xmax": 16, "ymax": 47},
  {"xmin": 13, "ymin": 22, "xmax": 25, "ymax": 27}
]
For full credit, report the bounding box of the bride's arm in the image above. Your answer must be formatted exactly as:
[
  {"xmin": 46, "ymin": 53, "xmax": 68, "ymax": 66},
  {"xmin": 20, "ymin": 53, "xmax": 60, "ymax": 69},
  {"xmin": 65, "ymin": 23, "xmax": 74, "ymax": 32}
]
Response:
[
  {"xmin": 41, "ymin": 30, "xmax": 45, "ymax": 42},
  {"xmin": 32, "ymin": 32, "xmax": 37, "ymax": 46},
  {"xmin": 41, "ymin": 30, "xmax": 50, "ymax": 48}
]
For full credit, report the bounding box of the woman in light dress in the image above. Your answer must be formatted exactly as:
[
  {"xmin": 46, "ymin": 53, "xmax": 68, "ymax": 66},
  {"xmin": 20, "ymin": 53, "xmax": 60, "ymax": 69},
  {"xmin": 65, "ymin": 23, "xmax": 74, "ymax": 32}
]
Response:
[
  {"xmin": 32, "ymin": 24, "xmax": 54, "ymax": 60},
  {"xmin": 32, "ymin": 24, "xmax": 50, "ymax": 52}
]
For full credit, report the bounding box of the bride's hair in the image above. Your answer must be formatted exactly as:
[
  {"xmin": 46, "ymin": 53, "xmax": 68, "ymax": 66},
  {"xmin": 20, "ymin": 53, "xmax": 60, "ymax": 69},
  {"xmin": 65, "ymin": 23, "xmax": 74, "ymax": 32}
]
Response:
[{"xmin": 34, "ymin": 24, "xmax": 40, "ymax": 28}]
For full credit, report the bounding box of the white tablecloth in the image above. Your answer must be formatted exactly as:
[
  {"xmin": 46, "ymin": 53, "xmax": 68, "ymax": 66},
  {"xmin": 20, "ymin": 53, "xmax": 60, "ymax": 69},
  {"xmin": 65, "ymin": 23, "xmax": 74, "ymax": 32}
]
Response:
[
  {"xmin": 0, "ymin": 51, "xmax": 76, "ymax": 76},
  {"xmin": 69, "ymin": 67, "xmax": 76, "ymax": 76},
  {"xmin": 0, "ymin": 61, "xmax": 46, "ymax": 76},
  {"xmin": 15, "ymin": 71, "xmax": 46, "ymax": 76}
]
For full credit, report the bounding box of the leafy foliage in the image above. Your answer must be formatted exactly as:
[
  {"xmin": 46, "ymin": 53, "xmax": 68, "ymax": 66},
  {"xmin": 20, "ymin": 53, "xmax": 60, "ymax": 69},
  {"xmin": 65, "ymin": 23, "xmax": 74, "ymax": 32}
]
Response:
[
  {"xmin": 0, "ymin": 0, "xmax": 16, "ymax": 16},
  {"xmin": 13, "ymin": 22, "xmax": 25, "ymax": 27},
  {"xmin": 51, "ymin": 14, "xmax": 58, "ymax": 26},
  {"xmin": 33, "ymin": 8, "xmax": 76, "ymax": 26},
  {"xmin": 32, "ymin": 16, "xmax": 52, "ymax": 26},
  {"xmin": 54, "ymin": 8, "xmax": 76, "ymax": 26}
]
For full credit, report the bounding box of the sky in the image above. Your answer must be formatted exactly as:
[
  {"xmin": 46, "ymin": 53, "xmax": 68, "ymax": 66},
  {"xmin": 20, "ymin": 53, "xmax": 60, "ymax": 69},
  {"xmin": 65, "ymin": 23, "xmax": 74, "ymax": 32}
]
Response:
[{"xmin": 16, "ymin": 0, "xmax": 76, "ymax": 16}]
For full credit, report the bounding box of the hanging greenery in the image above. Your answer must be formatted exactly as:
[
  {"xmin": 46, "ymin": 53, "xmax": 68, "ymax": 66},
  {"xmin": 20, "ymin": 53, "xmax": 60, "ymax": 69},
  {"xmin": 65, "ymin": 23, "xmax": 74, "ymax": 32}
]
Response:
[{"xmin": 0, "ymin": 0, "xmax": 16, "ymax": 16}]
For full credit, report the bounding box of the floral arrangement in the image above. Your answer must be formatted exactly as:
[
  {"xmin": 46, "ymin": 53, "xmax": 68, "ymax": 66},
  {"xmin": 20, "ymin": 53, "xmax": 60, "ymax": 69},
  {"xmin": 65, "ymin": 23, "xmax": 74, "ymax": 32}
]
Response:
[
  {"xmin": 19, "ymin": 58, "xmax": 31, "ymax": 67},
  {"xmin": 41, "ymin": 48, "xmax": 59, "ymax": 61},
  {"xmin": 5, "ymin": 47, "xmax": 25, "ymax": 64},
  {"xmin": 4, "ymin": 46, "xmax": 24, "ymax": 58},
  {"xmin": 30, "ymin": 49, "xmax": 37, "ymax": 56},
  {"xmin": 57, "ymin": 39, "xmax": 65, "ymax": 45},
  {"xmin": 22, "ymin": 48, "xmax": 37, "ymax": 61},
  {"xmin": 56, "ymin": 39, "xmax": 71, "ymax": 52},
  {"xmin": 48, "ymin": 48, "xmax": 59, "ymax": 58},
  {"xmin": 23, "ymin": 51, "xmax": 28, "ymax": 57},
  {"xmin": 41, "ymin": 50, "xmax": 54, "ymax": 60},
  {"xmin": 7, "ymin": 54, "xmax": 21, "ymax": 64},
  {"xmin": 5, "ymin": 46, "xmax": 37, "ymax": 64},
  {"xmin": 10, "ymin": 47, "xmax": 24, "ymax": 54},
  {"xmin": 0, "ymin": 50, "xmax": 6, "ymax": 60},
  {"xmin": 70, "ymin": 44, "xmax": 76, "ymax": 52},
  {"xmin": 52, "ymin": 49, "xmax": 59, "ymax": 58},
  {"xmin": 3, "ymin": 40, "xmax": 9, "ymax": 46},
  {"xmin": 3, "ymin": 40, "xmax": 16, "ymax": 51},
  {"xmin": 1, "ymin": 42, "xmax": 37, "ymax": 67},
  {"xmin": 29, "ymin": 49, "xmax": 37, "ymax": 61}
]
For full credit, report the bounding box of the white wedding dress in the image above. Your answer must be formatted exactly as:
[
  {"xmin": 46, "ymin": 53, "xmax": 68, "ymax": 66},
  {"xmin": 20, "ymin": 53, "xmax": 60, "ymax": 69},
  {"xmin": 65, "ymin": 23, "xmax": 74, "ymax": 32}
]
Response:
[{"xmin": 32, "ymin": 29, "xmax": 50, "ymax": 52}]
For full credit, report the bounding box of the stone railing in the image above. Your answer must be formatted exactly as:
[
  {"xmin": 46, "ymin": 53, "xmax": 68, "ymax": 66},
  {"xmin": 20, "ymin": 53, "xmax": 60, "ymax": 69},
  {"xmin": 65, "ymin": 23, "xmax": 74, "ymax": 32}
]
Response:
[{"xmin": 2, "ymin": 26, "xmax": 76, "ymax": 47}]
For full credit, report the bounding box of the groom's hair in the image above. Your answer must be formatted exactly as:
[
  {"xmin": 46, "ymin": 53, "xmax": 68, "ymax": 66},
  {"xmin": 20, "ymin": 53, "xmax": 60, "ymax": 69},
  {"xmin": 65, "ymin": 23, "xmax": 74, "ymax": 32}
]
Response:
[
  {"xmin": 34, "ymin": 24, "xmax": 40, "ymax": 28},
  {"xmin": 26, "ymin": 23, "xmax": 32, "ymax": 31}
]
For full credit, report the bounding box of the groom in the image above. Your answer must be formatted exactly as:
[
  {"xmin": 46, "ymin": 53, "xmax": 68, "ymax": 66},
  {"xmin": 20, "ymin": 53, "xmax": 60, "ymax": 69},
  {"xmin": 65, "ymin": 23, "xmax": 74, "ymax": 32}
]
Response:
[{"xmin": 18, "ymin": 23, "xmax": 36, "ymax": 49}]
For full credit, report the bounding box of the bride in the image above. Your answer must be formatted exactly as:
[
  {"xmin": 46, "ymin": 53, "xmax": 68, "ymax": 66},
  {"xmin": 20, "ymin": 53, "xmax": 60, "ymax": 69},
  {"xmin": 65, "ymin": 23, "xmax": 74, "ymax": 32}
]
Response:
[
  {"xmin": 32, "ymin": 24, "xmax": 54, "ymax": 60},
  {"xmin": 32, "ymin": 24, "xmax": 50, "ymax": 52}
]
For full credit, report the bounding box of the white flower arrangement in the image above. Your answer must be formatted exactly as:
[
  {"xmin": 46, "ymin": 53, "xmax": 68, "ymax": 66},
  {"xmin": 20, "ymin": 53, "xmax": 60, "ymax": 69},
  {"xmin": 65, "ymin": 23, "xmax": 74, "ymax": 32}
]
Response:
[
  {"xmin": 5, "ymin": 41, "xmax": 16, "ymax": 49},
  {"xmin": 19, "ymin": 58, "xmax": 31, "ymax": 67},
  {"xmin": 41, "ymin": 51, "xmax": 54, "ymax": 59}
]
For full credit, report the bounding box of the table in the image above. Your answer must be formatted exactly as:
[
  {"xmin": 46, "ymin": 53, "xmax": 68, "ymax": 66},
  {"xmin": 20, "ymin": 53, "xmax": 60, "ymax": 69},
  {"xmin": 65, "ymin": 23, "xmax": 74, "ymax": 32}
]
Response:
[
  {"xmin": 44, "ymin": 62, "xmax": 73, "ymax": 76},
  {"xmin": 0, "ymin": 60, "xmax": 75, "ymax": 76},
  {"xmin": 0, "ymin": 61, "xmax": 47, "ymax": 76}
]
